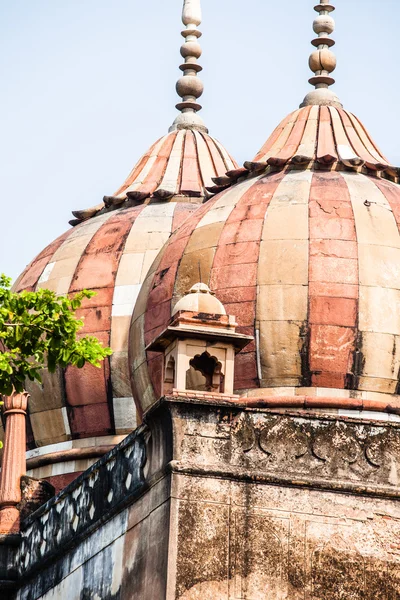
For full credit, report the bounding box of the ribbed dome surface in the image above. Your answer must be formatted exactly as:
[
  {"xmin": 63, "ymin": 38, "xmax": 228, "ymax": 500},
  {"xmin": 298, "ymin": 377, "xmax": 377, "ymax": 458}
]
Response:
[
  {"xmin": 9, "ymin": 108, "xmax": 237, "ymax": 492},
  {"xmin": 13, "ymin": 202, "xmax": 201, "ymax": 451},
  {"xmin": 130, "ymin": 116, "xmax": 400, "ymax": 415},
  {"xmin": 71, "ymin": 130, "xmax": 237, "ymax": 224},
  {"xmin": 250, "ymin": 105, "xmax": 395, "ymax": 175},
  {"xmin": 115, "ymin": 130, "xmax": 236, "ymax": 200}
]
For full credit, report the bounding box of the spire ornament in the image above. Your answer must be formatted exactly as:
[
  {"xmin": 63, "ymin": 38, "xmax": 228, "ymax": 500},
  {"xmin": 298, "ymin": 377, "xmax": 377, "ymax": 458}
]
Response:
[
  {"xmin": 169, "ymin": 0, "xmax": 208, "ymax": 133},
  {"xmin": 301, "ymin": 0, "xmax": 342, "ymax": 108}
]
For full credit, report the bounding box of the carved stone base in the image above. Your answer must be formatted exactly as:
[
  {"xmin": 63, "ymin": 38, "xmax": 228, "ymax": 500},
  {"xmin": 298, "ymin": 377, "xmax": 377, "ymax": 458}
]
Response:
[
  {"xmin": 0, "ymin": 507, "xmax": 20, "ymax": 536},
  {"xmin": 11, "ymin": 398, "xmax": 400, "ymax": 599},
  {"xmin": 163, "ymin": 398, "xmax": 400, "ymax": 599}
]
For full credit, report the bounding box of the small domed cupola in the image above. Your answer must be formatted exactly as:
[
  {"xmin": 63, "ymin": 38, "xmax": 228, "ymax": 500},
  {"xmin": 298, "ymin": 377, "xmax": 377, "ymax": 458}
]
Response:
[
  {"xmin": 146, "ymin": 284, "xmax": 252, "ymax": 401},
  {"xmin": 172, "ymin": 283, "xmax": 227, "ymax": 316}
]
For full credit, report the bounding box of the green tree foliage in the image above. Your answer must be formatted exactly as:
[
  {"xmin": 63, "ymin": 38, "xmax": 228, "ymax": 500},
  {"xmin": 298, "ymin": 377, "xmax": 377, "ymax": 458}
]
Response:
[{"xmin": 0, "ymin": 274, "xmax": 112, "ymax": 397}]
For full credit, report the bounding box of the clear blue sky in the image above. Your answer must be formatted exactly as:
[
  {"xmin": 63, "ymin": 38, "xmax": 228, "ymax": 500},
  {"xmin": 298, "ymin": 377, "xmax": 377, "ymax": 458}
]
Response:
[{"xmin": 1, "ymin": 0, "xmax": 399, "ymax": 281}]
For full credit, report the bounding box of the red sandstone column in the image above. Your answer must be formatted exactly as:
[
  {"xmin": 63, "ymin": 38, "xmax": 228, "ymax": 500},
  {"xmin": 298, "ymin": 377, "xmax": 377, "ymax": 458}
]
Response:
[{"xmin": 0, "ymin": 391, "xmax": 29, "ymax": 535}]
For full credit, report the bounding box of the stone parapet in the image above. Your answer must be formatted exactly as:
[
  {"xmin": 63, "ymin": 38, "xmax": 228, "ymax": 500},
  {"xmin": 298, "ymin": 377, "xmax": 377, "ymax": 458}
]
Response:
[{"xmin": 17, "ymin": 425, "xmax": 148, "ymax": 579}]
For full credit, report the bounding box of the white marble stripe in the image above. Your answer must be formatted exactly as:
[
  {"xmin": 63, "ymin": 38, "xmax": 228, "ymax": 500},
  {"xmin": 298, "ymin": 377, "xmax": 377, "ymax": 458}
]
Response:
[
  {"xmin": 329, "ymin": 107, "xmax": 363, "ymax": 166},
  {"xmin": 344, "ymin": 172, "xmax": 400, "ymax": 390},
  {"xmin": 113, "ymin": 397, "xmax": 137, "ymax": 434},
  {"xmin": 257, "ymin": 170, "xmax": 312, "ymax": 384},
  {"xmin": 155, "ymin": 130, "xmax": 186, "ymax": 196},
  {"xmin": 111, "ymin": 285, "xmax": 142, "ymax": 317},
  {"xmin": 259, "ymin": 109, "xmax": 301, "ymax": 162},
  {"xmin": 212, "ymin": 137, "xmax": 237, "ymax": 171},
  {"xmin": 25, "ymin": 435, "xmax": 127, "ymax": 460},
  {"xmin": 195, "ymin": 176, "xmax": 257, "ymax": 229},
  {"xmin": 61, "ymin": 407, "xmax": 72, "ymax": 436},
  {"xmin": 124, "ymin": 134, "xmax": 169, "ymax": 194},
  {"xmin": 338, "ymin": 409, "xmax": 400, "ymax": 423},
  {"xmin": 347, "ymin": 112, "xmax": 389, "ymax": 165},
  {"xmin": 295, "ymin": 105, "xmax": 319, "ymax": 160},
  {"xmin": 110, "ymin": 204, "xmax": 177, "ymax": 412},
  {"xmin": 37, "ymin": 261, "xmax": 56, "ymax": 285},
  {"xmin": 36, "ymin": 212, "xmax": 114, "ymax": 296},
  {"xmin": 194, "ymin": 130, "xmax": 216, "ymax": 188}
]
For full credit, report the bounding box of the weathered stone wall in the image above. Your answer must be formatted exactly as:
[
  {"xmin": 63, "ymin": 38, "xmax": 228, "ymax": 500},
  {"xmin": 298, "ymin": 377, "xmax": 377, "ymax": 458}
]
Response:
[
  {"xmin": 172, "ymin": 475, "xmax": 400, "ymax": 599},
  {"xmin": 8, "ymin": 399, "xmax": 400, "ymax": 599},
  {"xmin": 16, "ymin": 478, "xmax": 171, "ymax": 600}
]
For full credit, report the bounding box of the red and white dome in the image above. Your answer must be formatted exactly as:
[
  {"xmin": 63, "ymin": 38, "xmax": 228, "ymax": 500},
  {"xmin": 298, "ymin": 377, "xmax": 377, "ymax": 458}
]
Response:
[
  {"xmin": 130, "ymin": 0, "xmax": 400, "ymax": 419},
  {"xmin": 9, "ymin": 0, "xmax": 237, "ymax": 492},
  {"xmin": 130, "ymin": 103, "xmax": 400, "ymax": 418}
]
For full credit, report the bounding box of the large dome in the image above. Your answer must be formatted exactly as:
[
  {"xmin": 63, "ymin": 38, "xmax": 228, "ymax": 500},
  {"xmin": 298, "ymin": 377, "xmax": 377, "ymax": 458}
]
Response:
[
  {"xmin": 9, "ymin": 0, "xmax": 237, "ymax": 492},
  {"xmin": 130, "ymin": 103, "xmax": 400, "ymax": 417}
]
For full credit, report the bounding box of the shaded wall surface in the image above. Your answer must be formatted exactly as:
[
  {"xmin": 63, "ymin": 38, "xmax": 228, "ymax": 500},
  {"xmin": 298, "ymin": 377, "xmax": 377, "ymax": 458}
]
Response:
[{"xmin": 5, "ymin": 399, "xmax": 400, "ymax": 599}]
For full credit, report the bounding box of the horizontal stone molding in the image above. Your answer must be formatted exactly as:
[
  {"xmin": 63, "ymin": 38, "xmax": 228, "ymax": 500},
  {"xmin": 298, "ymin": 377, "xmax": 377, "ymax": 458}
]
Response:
[
  {"xmin": 26, "ymin": 446, "xmax": 115, "ymax": 471},
  {"xmin": 241, "ymin": 395, "xmax": 400, "ymax": 415},
  {"xmin": 168, "ymin": 460, "xmax": 400, "ymax": 500},
  {"xmin": 165, "ymin": 399, "xmax": 400, "ymax": 498}
]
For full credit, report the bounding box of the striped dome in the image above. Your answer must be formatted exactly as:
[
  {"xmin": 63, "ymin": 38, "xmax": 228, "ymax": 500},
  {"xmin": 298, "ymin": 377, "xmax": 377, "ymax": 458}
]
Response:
[
  {"xmin": 9, "ymin": 109, "xmax": 236, "ymax": 491},
  {"xmin": 12, "ymin": 201, "xmax": 200, "ymax": 490},
  {"xmin": 249, "ymin": 105, "xmax": 395, "ymax": 174},
  {"xmin": 131, "ymin": 108, "xmax": 400, "ymax": 418},
  {"xmin": 71, "ymin": 130, "xmax": 237, "ymax": 225}
]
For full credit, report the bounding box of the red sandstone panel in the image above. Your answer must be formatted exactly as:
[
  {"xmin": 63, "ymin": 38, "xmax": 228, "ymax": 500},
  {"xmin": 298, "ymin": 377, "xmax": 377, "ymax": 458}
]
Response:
[
  {"xmin": 70, "ymin": 210, "xmax": 138, "ymax": 292},
  {"xmin": 224, "ymin": 301, "xmax": 255, "ymax": 328},
  {"xmin": 181, "ymin": 132, "xmax": 203, "ymax": 194},
  {"xmin": 46, "ymin": 472, "xmax": 83, "ymax": 495},
  {"xmin": 254, "ymin": 110, "xmax": 300, "ymax": 162},
  {"xmin": 145, "ymin": 301, "xmax": 173, "ymax": 346},
  {"xmin": 114, "ymin": 138, "xmax": 160, "ymax": 196},
  {"xmin": 65, "ymin": 331, "xmax": 111, "ymax": 408},
  {"xmin": 172, "ymin": 203, "xmax": 199, "ymax": 232},
  {"xmin": 216, "ymin": 287, "xmax": 257, "ymax": 305},
  {"xmin": 147, "ymin": 355, "xmax": 163, "ymax": 399},
  {"xmin": 337, "ymin": 109, "xmax": 381, "ymax": 169},
  {"xmin": 146, "ymin": 262, "xmax": 181, "ymax": 312},
  {"xmin": 234, "ymin": 352, "xmax": 258, "ymax": 390},
  {"xmin": 273, "ymin": 105, "xmax": 311, "ymax": 162},
  {"xmin": 308, "ymin": 172, "xmax": 359, "ymax": 388},
  {"xmin": 203, "ymin": 133, "xmax": 227, "ymax": 175},
  {"xmin": 218, "ymin": 218, "xmax": 264, "ymax": 245},
  {"xmin": 14, "ymin": 229, "xmax": 72, "ymax": 292},
  {"xmin": 213, "ymin": 241, "xmax": 260, "ymax": 268},
  {"xmin": 210, "ymin": 263, "xmax": 258, "ymax": 291},
  {"xmin": 68, "ymin": 403, "xmax": 113, "ymax": 438},
  {"xmin": 137, "ymin": 133, "xmax": 178, "ymax": 197},
  {"xmin": 317, "ymin": 106, "xmax": 338, "ymax": 164}
]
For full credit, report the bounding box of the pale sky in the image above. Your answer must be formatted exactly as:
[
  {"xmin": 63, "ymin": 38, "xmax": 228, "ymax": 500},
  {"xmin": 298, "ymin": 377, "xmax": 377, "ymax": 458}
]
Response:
[{"xmin": 1, "ymin": 0, "xmax": 399, "ymax": 281}]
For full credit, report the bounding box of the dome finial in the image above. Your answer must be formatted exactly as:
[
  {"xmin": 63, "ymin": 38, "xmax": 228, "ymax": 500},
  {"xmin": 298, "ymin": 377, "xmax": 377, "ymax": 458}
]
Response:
[
  {"xmin": 300, "ymin": 1, "xmax": 342, "ymax": 108},
  {"xmin": 169, "ymin": 0, "xmax": 208, "ymax": 133}
]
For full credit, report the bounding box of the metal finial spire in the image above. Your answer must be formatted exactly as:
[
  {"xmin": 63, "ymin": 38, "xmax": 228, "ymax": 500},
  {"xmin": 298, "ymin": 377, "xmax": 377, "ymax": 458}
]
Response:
[
  {"xmin": 169, "ymin": 0, "xmax": 208, "ymax": 133},
  {"xmin": 301, "ymin": 1, "xmax": 342, "ymax": 108}
]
